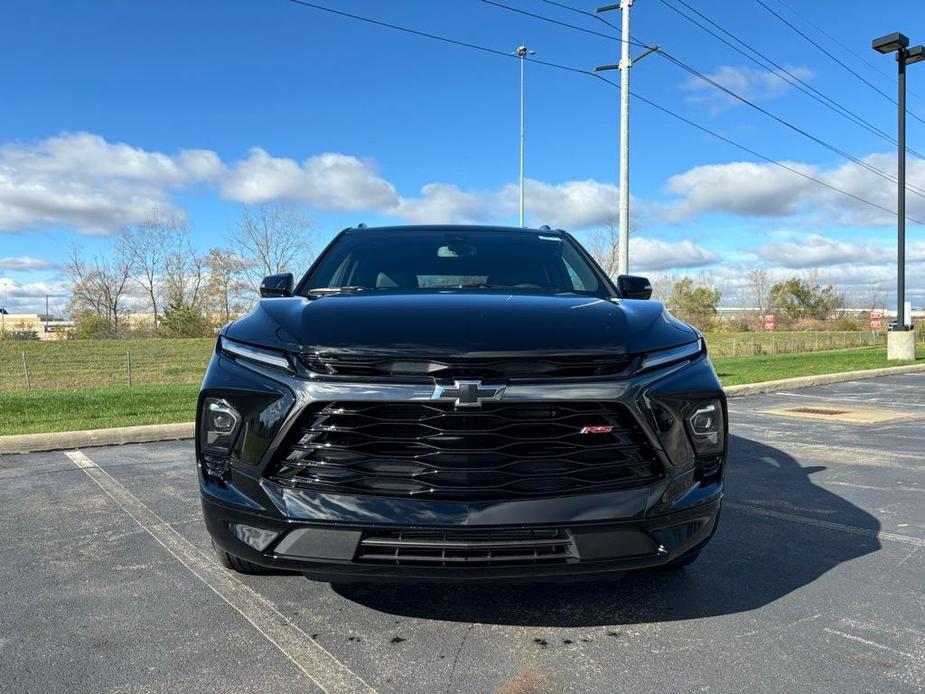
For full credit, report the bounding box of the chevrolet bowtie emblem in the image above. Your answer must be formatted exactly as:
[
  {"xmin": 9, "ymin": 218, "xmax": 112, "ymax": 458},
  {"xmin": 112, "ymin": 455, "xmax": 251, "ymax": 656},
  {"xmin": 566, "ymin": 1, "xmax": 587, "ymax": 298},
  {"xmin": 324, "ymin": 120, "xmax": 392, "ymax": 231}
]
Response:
[{"xmin": 432, "ymin": 380, "xmax": 506, "ymax": 409}]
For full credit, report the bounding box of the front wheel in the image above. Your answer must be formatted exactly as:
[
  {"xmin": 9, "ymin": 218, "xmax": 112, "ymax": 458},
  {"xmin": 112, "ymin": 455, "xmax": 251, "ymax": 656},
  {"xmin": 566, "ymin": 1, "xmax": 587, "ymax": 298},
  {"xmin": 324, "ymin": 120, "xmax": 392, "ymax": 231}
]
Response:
[{"xmin": 212, "ymin": 540, "xmax": 275, "ymax": 574}]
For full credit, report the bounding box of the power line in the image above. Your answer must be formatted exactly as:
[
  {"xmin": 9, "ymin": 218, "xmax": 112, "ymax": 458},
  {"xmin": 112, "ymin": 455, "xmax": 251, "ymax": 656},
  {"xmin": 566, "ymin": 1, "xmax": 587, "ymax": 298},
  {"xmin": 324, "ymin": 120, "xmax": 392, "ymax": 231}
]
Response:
[
  {"xmin": 284, "ymin": 0, "xmax": 923, "ymax": 225},
  {"xmin": 770, "ymin": 0, "xmax": 925, "ymax": 106},
  {"xmin": 483, "ymin": 0, "xmax": 925, "ymax": 195},
  {"xmin": 479, "ymin": 0, "xmax": 643, "ymax": 46},
  {"xmin": 658, "ymin": 49, "xmax": 925, "ymax": 199},
  {"xmin": 752, "ymin": 0, "xmax": 925, "ymax": 129},
  {"xmin": 658, "ymin": 0, "xmax": 925, "ymax": 160},
  {"xmin": 539, "ymin": 0, "xmax": 619, "ymax": 31},
  {"xmin": 627, "ymin": 86, "xmax": 921, "ymax": 223},
  {"xmin": 489, "ymin": 0, "xmax": 925, "ymax": 196},
  {"xmin": 528, "ymin": 0, "xmax": 925, "ymax": 188}
]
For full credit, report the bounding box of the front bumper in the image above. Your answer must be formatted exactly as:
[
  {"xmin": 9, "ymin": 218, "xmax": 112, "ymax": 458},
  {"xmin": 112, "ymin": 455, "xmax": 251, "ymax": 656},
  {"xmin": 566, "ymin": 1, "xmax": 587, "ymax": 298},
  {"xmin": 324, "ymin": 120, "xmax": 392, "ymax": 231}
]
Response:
[
  {"xmin": 197, "ymin": 345, "xmax": 726, "ymax": 582},
  {"xmin": 203, "ymin": 493, "xmax": 721, "ymax": 583}
]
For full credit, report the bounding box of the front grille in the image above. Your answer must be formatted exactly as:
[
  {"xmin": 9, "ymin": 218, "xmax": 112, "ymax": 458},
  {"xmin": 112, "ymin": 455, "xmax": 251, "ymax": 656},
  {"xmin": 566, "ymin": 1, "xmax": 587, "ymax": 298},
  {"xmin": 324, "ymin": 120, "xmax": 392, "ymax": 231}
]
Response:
[
  {"xmin": 356, "ymin": 527, "xmax": 575, "ymax": 566},
  {"xmin": 267, "ymin": 401, "xmax": 662, "ymax": 501},
  {"xmin": 299, "ymin": 354, "xmax": 634, "ymax": 380}
]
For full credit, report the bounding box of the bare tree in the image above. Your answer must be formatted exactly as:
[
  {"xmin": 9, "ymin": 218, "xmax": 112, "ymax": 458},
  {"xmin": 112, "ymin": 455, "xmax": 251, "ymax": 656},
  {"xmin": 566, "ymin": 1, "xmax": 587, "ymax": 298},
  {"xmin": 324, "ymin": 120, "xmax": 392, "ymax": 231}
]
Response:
[
  {"xmin": 585, "ymin": 216, "xmax": 620, "ymax": 279},
  {"xmin": 744, "ymin": 269, "xmax": 771, "ymax": 316},
  {"xmin": 858, "ymin": 281, "xmax": 888, "ymax": 313},
  {"xmin": 163, "ymin": 228, "xmax": 205, "ymax": 310},
  {"xmin": 204, "ymin": 247, "xmax": 249, "ymax": 324},
  {"xmin": 117, "ymin": 211, "xmax": 182, "ymax": 333},
  {"xmin": 232, "ymin": 204, "xmax": 314, "ymax": 288},
  {"xmin": 64, "ymin": 244, "xmax": 133, "ymax": 333},
  {"xmin": 647, "ymin": 273, "xmax": 678, "ymax": 304}
]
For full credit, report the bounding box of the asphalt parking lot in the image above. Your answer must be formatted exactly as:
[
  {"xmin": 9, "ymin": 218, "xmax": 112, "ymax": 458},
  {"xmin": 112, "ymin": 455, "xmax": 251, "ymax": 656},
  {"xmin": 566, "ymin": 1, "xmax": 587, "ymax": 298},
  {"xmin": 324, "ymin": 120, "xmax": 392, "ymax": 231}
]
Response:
[{"xmin": 1, "ymin": 374, "xmax": 924, "ymax": 694}]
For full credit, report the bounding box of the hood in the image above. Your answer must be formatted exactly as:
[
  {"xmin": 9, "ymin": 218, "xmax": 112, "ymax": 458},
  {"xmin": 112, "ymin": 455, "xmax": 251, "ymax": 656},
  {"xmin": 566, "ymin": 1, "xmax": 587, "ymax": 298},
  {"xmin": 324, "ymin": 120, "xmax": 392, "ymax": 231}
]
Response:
[{"xmin": 225, "ymin": 291, "xmax": 698, "ymax": 357}]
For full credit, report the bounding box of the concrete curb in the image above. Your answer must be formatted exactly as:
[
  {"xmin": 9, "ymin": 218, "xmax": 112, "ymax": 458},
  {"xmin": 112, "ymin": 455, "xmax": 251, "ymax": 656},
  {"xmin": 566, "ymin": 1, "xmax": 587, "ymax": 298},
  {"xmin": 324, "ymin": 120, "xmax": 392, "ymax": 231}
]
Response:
[
  {"xmin": 0, "ymin": 422, "xmax": 194, "ymax": 455},
  {"xmin": 723, "ymin": 362, "xmax": 925, "ymax": 398},
  {"xmin": 2, "ymin": 362, "xmax": 924, "ymax": 453}
]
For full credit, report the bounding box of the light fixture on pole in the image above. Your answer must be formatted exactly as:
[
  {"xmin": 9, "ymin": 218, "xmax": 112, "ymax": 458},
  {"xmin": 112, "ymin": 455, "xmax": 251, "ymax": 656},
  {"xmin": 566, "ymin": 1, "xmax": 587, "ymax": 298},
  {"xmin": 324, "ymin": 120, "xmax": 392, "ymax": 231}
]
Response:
[
  {"xmin": 595, "ymin": 3, "xmax": 658, "ymax": 276},
  {"xmin": 514, "ymin": 44, "xmax": 535, "ymax": 228},
  {"xmin": 872, "ymin": 31, "xmax": 924, "ymax": 360}
]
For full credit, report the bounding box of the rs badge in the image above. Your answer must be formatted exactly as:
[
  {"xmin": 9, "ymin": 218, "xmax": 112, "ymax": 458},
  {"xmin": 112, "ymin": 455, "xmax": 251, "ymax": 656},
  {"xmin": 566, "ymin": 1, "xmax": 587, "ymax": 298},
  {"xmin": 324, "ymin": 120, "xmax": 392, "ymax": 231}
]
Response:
[{"xmin": 579, "ymin": 425, "xmax": 614, "ymax": 434}]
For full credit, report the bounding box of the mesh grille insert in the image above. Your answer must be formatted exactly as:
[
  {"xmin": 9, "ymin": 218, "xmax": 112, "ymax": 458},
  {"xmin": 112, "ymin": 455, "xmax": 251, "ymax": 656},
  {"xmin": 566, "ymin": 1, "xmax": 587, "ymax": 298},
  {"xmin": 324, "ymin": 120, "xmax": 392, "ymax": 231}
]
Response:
[{"xmin": 267, "ymin": 401, "xmax": 663, "ymax": 501}]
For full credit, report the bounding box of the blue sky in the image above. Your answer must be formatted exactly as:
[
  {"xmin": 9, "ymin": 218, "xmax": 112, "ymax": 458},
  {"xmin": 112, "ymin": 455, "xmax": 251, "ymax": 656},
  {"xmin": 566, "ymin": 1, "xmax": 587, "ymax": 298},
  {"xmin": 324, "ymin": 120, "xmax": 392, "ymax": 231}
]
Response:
[{"xmin": 2, "ymin": 0, "xmax": 925, "ymax": 311}]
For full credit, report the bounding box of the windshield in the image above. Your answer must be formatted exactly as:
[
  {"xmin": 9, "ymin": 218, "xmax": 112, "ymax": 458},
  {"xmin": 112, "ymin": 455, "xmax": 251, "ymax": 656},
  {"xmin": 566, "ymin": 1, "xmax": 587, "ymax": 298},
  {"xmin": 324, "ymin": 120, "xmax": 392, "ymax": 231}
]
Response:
[{"xmin": 300, "ymin": 229, "xmax": 610, "ymax": 297}]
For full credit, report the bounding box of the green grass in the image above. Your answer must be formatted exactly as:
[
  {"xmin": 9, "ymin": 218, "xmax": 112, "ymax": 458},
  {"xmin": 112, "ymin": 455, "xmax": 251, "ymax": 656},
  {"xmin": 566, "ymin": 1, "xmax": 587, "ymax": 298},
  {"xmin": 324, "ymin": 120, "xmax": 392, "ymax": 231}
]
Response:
[
  {"xmin": 712, "ymin": 344, "xmax": 924, "ymax": 386},
  {"xmin": 0, "ymin": 383, "xmax": 199, "ymax": 435}
]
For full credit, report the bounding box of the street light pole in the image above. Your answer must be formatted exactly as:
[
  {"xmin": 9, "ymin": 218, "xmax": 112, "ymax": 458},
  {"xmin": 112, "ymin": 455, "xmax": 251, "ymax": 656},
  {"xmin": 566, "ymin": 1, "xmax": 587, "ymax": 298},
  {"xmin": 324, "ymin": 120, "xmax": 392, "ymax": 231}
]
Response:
[
  {"xmin": 897, "ymin": 48, "xmax": 906, "ymax": 330},
  {"xmin": 515, "ymin": 45, "xmax": 534, "ymax": 228},
  {"xmin": 873, "ymin": 32, "xmax": 924, "ymax": 359}
]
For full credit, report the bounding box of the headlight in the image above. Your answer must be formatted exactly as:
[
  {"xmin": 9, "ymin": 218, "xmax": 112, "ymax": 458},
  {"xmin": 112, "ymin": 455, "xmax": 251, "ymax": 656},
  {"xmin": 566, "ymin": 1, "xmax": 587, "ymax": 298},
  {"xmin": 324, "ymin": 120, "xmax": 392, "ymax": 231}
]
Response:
[
  {"xmin": 220, "ymin": 336, "xmax": 292, "ymax": 371},
  {"xmin": 201, "ymin": 397, "xmax": 242, "ymax": 455},
  {"xmin": 686, "ymin": 398, "xmax": 725, "ymax": 456},
  {"xmin": 639, "ymin": 339, "xmax": 703, "ymax": 372}
]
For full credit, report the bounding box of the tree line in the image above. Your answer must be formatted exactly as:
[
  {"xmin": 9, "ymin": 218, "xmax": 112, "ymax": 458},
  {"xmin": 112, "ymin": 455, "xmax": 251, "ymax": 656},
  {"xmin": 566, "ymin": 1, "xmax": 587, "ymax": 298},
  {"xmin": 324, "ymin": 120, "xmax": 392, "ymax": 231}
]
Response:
[
  {"xmin": 53, "ymin": 209, "xmax": 874, "ymax": 339},
  {"xmin": 64, "ymin": 204, "xmax": 314, "ymax": 338}
]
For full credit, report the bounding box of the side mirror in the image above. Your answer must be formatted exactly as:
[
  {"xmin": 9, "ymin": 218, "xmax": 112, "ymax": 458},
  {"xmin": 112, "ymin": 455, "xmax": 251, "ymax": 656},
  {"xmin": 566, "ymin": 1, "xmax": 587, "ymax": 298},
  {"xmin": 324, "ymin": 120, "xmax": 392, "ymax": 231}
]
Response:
[
  {"xmin": 616, "ymin": 274, "xmax": 652, "ymax": 300},
  {"xmin": 259, "ymin": 273, "xmax": 294, "ymax": 298}
]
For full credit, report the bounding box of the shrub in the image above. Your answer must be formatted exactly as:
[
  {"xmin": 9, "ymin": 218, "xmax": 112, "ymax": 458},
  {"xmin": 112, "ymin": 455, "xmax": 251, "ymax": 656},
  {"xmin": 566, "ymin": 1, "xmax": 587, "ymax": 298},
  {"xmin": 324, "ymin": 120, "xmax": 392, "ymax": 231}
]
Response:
[
  {"xmin": 71, "ymin": 313, "xmax": 118, "ymax": 339},
  {"xmin": 833, "ymin": 317, "xmax": 861, "ymax": 332},
  {"xmin": 160, "ymin": 305, "xmax": 215, "ymax": 338}
]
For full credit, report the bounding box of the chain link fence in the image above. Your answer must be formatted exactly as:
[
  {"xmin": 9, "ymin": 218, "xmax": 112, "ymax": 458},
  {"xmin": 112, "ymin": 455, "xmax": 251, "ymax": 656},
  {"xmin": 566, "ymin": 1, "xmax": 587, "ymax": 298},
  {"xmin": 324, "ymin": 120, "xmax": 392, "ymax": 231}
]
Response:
[
  {"xmin": 705, "ymin": 330, "xmax": 925, "ymax": 358},
  {"xmin": 0, "ymin": 338, "xmax": 214, "ymax": 392}
]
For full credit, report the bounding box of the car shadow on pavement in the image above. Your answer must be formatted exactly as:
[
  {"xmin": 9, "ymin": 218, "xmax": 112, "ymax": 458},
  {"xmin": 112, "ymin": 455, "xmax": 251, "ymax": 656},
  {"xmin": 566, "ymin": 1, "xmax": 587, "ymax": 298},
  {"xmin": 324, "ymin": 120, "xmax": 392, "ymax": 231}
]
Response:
[{"xmin": 332, "ymin": 434, "xmax": 881, "ymax": 627}]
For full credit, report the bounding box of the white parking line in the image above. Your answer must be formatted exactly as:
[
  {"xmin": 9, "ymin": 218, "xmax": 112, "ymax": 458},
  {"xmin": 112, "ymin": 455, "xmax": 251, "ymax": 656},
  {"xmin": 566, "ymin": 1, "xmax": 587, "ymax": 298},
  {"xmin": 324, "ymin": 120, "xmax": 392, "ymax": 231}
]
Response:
[{"xmin": 64, "ymin": 450, "xmax": 376, "ymax": 694}]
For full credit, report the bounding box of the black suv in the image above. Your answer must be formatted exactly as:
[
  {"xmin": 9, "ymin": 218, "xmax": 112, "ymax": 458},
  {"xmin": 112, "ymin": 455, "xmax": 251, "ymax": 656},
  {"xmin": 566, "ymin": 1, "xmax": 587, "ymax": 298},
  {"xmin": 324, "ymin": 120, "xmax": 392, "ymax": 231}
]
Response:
[{"xmin": 197, "ymin": 225, "xmax": 726, "ymax": 582}]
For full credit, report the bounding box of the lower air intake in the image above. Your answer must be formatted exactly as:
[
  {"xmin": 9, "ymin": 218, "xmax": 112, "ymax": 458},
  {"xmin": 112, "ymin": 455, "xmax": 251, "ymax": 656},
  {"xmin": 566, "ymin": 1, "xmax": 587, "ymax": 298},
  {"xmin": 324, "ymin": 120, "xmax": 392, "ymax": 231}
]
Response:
[{"xmin": 356, "ymin": 528, "xmax": 575, "ymax": 566}]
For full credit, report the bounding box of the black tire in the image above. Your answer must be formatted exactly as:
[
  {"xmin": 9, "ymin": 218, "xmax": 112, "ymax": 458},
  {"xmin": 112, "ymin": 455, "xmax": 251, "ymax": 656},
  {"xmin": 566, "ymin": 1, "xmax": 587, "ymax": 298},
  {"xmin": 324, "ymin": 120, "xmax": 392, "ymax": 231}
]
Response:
[
  {"xmin": 211, "ymin": 540, "xmax": 275, "ymax": 574},
  {"xmin": 656, "ymin": 549, "xmax": 701, "ymax": 571}
]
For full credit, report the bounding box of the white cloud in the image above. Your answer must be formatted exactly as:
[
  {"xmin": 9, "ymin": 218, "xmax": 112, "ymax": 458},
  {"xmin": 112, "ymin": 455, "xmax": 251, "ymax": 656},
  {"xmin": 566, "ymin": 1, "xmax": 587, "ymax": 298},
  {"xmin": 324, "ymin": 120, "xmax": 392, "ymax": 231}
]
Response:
[
  {"xmin": 220, "ymin": 149, "xmax": 398, "ymax": 210},
  {"xmin": 393, "ymin": 183, "xmax": 494, "ymax": 224},
  {"xmin": 662, "ymin": 161, "xmax": 815, "ymax": 220},
  {"xmin": 392, "ymin": 178, "xmax": 624, "ymax": 229},
  {"xmin": 0, "ymin": 277, "xmax": 69, "ymax": 313},
  {"xmin": 0, "ymin": 132, "xmax": 222, "ymax": 234},
  {"xmin": 661, "ymin": 154, "xmax": 925, "ymax": 227},
  {"xmin": 683, "ymin": 64, "xmax": 814, "ymax": 112},
  {"xmin": 0, "ymin": 256, "xmax": 57, "ymax": 271},
  {"xmin": 519, "ymin": 179, "xmax": 620, "ymax": 229},
  {"xmin": 631, "ymin": 238, "xmax": 719, "ymax": 271},
  {"xmin": 752, "ymin": 234, "xmax": 880, "ymax": 268}
]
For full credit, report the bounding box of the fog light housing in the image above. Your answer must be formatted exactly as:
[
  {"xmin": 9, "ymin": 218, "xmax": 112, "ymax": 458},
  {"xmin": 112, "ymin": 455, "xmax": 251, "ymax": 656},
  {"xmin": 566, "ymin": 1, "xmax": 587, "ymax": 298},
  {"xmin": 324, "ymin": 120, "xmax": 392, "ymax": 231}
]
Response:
[
  {"xmin": 687, "ymin": 399, "xmax": 724, "ymax": 456},
  {"xmin": 201, "ymin": 398, "xmax": 242, "ymax": 456},
  {"xmin": 230, "ymin": 523, "xmax": 279, "ymax": 551}
]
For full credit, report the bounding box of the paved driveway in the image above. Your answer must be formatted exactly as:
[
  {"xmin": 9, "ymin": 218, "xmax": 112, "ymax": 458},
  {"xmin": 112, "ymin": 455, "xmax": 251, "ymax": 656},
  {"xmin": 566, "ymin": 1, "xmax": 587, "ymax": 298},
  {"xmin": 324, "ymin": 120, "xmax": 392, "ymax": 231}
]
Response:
[{"xmin": 2, "ymin": 374, "xmax": 924, "ymax": 693}]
